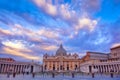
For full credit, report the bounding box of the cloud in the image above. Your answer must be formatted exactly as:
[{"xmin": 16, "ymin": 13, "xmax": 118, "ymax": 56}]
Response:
[
  {"xmin": 1, "ymin": 39, "xmax": 41, "ymax": 61},
  {"xmin": 59, "ymin": 4, "xmax": 76, "ymax": 20},
  {"xmin": 45, "ymin": 3, "xmax": 57, "ymax": 16},
  {"xmin": 1, "ymin": 23, "xmax": 61, "ymax": 44},
  {"xmin": 0, "ymin": 22, "xmax": 65, "ymax": 60},
  {"xmin": 77, "ymin": 17, "xmax": 97, "ymax": 31},
  {"xmin": 31, "ymin": 0, "xmax": 100, "ymax": 40},
  {"xmin": 13, "ymin": 24, "xmax": 61, "ymax": 40},
  {"xmin": 69, "ymin": 17, "xmax": 98, "ymax": 39},
  {"xmin": 2, "ymin": 40, "xmax": 27, "ymax": 49},
  {"xmin": 39, "ymin": 45, "xmax": 58, "ymax": 51},
  {"xmin": 33, "ymin": 0, "xmax": 76, "ymax": 20},
  {"xmin": 80, "ymin": 0, "xmax": 101, "ymax": 12},
  {"xmin": 0, "ymin": 28, "xmax": 12, "ymax": 36},
  {"xmin": 34, "ymin": 0, "xmax": 57, "ymax": 16},
  {"xmin": 38, "ymin": 28, "xmax": 60, "ymax": 39},
  {"xmin": 2, "ymin": 46, "xmax": 41, "ymax": 60}
]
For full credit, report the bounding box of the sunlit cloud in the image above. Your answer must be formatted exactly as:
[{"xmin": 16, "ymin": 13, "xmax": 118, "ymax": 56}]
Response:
[
  {"xmin": 76, "ymin": 17, "xmax": 98, "ymax": 32},
  {"xmin": 13, "ymin": 24, "xmax": 61, "ymax": 40},
  {"xmin": 2, "ymin": 46, "xmax": 41, "ymax": 60},
  {"xmin": 41, "ymin": 45, "xmax": 57, "ymax": 51},
  {"xmin": 72, "ymin": 0, "xmax": 101, "ymax": 13},
  {"xmin": 60, "ymin": 4, "xmax": 76, "ymax": 20},
  {"xmin": 1, "ymin": 39, "xmax": 42, "ymax": 61},
  {"xmin": 45, "ymin": 3, "xmax": 57, "ymax": 16},
  {"xmin": 0, "ymin": 28, "xmax": 12, "ymax": 36},
  {"xmin": 35, "ymin": 44, "xmax": 58, "ymax": 51},
  {"xmin": 2, "ymin": 40, "xmax": 27, "ymax": 49},
  {"xmin": 34, "ymin": 0, "xmax": 57, "ymax": 16},
  {"xmin": 38, "ymin": 28, "xmax": 60, "ymax": 39},
  {"xmin": 33, "ymin": 0, "xmax": 76, "ymax": 20}
]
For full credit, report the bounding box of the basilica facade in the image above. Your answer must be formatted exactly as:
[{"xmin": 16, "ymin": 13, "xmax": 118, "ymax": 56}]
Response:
[{"xmin": 43, "ymin": 44, "xmax": 81, "ymax": 72}]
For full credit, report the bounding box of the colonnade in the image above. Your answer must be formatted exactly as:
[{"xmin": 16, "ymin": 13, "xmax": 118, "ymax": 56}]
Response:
[
  {"xmin": 92, "ymin": 64, "xmax": 120, "ymax": 73},
  {"xmin": 88, "ymin": 61, "xmax": 120, "ymax": 73},
  {"xmin": 0, "ymin": 63, "xmax": 33, "ymax": 74}
]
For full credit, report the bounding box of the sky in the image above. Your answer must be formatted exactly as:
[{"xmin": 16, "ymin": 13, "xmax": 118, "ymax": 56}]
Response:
[{"xmin": 0, "ymin": 0, "xmax": 120, "ymax": 62}]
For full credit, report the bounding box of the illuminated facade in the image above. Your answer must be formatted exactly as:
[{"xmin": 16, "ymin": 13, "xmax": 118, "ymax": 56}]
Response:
[{"xmin": 43, "ymin": 44, "xmax": 81, "ymax": 72}]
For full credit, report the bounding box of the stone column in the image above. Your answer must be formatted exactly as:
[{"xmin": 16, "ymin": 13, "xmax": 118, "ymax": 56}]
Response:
[
  {"xmin": 112, "ymin": 65, "xmax": 115, "ymax": 72},
  {"xmin": 101, "ymin": 65, "xmax": 103, "ymax": 73},
  {"xmin": 64, "ymin": 62, "xmax": 67, "ymax": 71},
  {"xmin": 5, "ymin": 64, "xmax": 8, "ymax": 73},
  {"xmin": 98, "ymin": 66, "xmax": 100, "ymax": 73},
  {"xmin": 23, "ymin": 65, "xmax": 25, "ymax": 73},
  {"xmin": 72, "ymin": 61, "xmax": 74, "ymax": 71},
  {"xmin": 3, "ymin": 64, "xmax": 5, "ymax": 73},
  {"xmin": 1, "ymin": 64, "xmax": 3, "ymax": 73},
  {"xmin": 55, "ymin": 62, "xmax": 57, "ymax": 70},
  {"xmin": 15, "ymin": 65, "xmax": 17, "ymax": 73},
  {"xmin": 59, "ymin": 61, "xmax": 60, "ymax": 72},
  {"xmin": 114, "ymin": 64, "xmax": 117, "ymax": 72},
  {"xmin": 102, "ymin": 65, "xmax": 104, "ymax": 73},
  {"xmin": 17, "ymin": 65, "xmax": 19, "ymax": 73},
  {"xmin": 104, "ymin": 65, "xmax": 107, "ymax": 73},
  {"xmin": 21, "ymin": 65, "xmax": 23, "ymax": 73},
  {"xmin": 69, "ymin": 62, "xmax": 71, "ymax": 71},
  {"xmin": 106, "ymin": 65, "xmax": 109, "ymax": 73},
  {"xmin": 11, "ymin": 65, "xmax": 14, "ymax": 73},
  {"xmin": 13, "ymin": 65, "xmax": 15, "ymax": 73},
  {"xmin": 100, "ymin": 65, "xmax": 102, "ymax": 73},
  {"xmin": 51, "ymin": 62, "xmax": 53, "ymax": 71},
  {"xmin": 117, "ymin": 64, "xmax": 119, "ymax": 73},
  {"xmin": 108, "ymin": 65, "xmax": 111, "ymax": 73},
  {"xmin": 22, "ymin": 65, "xmax": 24, "ymax": 73},
  {"xmin": 118, "ymin": 64, "xmax": 120, "ymax": 71},
  {"xmin": 4, "ymin": 64, "xmax": 7, "ymax": 73},
  {"xmin": 48, "ymin": 62, "xmax": 49, "ymax": 71},
  {"xmin": 103, "ymin": 65, "xmax": 105, "ymax": 73}
]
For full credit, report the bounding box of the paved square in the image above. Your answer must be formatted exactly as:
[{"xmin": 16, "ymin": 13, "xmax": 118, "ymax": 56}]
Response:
[{"xmin": 0, "ymin": 74, "xmax": 120, "ymax": 80}]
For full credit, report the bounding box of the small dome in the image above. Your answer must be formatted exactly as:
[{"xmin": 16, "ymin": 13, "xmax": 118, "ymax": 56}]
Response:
[{"xmin": 56, "ymin": 44, "xmax": 67, "ymax": 56}]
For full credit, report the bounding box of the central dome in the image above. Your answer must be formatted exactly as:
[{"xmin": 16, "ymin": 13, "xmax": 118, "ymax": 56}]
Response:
[{"xmin": 56, "ymin": 44, "xmax": 67, "ymax": 56}]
